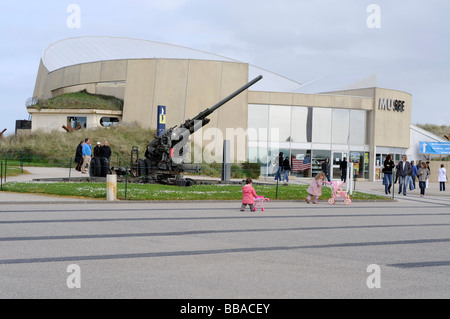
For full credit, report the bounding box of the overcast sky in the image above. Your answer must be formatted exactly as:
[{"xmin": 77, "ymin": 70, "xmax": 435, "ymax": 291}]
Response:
[{"xmin": 1, "ymin": 0, "xmax": 449, "ymax": 135}]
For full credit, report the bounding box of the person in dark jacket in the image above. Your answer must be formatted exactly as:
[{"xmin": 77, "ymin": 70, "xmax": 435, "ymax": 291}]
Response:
[
  {"xmin": 282, "ymin": 157, "xmax": 291, "ymax": 183},
  {"xmin": 397, "ymin": 154, "xmax": 412, "ymax": 196},
  {"xmin": 382, "ymin": 154, "xmax": 395, "ymax": 194},
  {"xmin": 99, "ymin": 140, "xmax": 112, "ymax": 168},
  {"xmin": 74, "ymin": 140, "xmax": 84, "ymax": 171},
  {"xmin": 93, "ymin": 142, "xmax": 102, "ymax": 157},
  {"xmin": 321, "ymin": 158, "xmax": 330, "ymax": 182},
  {"xmin": 340, "ymin": 157, "xmax": 348, "ymax": 183}
]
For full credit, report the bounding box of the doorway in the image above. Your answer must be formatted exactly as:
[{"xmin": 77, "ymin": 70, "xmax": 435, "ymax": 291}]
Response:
[{"xmin": 332, "ymin": 152, "xmax": 348, "ymax": 180}]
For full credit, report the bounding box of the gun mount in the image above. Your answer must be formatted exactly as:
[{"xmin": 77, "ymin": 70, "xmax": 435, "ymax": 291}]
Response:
[{"xmin": 120, "ymin": 75, "xmax": 263, "ymax": 185}]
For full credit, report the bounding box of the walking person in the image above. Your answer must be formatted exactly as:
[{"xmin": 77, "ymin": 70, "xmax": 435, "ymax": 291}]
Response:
[
  {"xmin": 438, "ymin": 164, "xmax": 447, "ymax": 191},
  {"xmin": 281, "ymin": 156, "xmax": 291, "ymax": 183},
  {"xmin": 81, "ymin": 138, "xmax": 92, "ymax": 174},
  {"xmin": 306, "ymin": 172, "xmax": 326, "ymax": 204},
  {"xmin": 418, "ymin": 162, "xmax": 430, "ymax": 197},
  {"xmin": 241, "ymin": 178, "xmax": 258, "ymax": 212},
  {"xmin": 410, "ymin": 160, "xmax": 417, "ymax": 190},
  {"xmin": 382, "ymin": 154, "xmax": 395, "ymax": 195},
  {"xmin": 274, "ymin": 152, "xmax": 284, "ymax": 182},
  {"xmin": 397, "ymin": 154, "xmax": 412, "ymax": 196}
]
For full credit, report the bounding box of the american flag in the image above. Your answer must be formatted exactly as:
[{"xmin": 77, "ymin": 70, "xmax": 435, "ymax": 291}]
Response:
[{"xmin": 292, "ymin": 157, "xmax": 311, "ymax": 171}]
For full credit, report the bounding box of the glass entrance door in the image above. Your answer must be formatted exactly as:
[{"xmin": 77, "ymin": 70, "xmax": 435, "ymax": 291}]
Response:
[{"xmin": 332, "ymin": 152, "xmax": 347, "ymax": 180}]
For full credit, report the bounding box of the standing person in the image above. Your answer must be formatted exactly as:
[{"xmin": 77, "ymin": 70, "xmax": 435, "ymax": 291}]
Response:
[
  {"xmin": 426, "ymin": 161, "xmax": 431, "ymax": 189},
  {"xmin": 81, "ymin": 138, "xmax": 92, "ymax": 174},
  {"xmin": 93, "ymin": 142, "xmax": 102, "ymax": 157},
  {"xmin": 74, "ymin": 140, "xmax": 84, "ymax": 171},
  {"xmin": 99, "ymin": 140, "xmax": 112, "ymax": 168},
  {"xmin": 241, "ymin": 178, "xmax": 258, "ymax": 212},
  {"xmin": 321, "ymin": 158, "xmax": 330, "ymax": 182},
  {"xmin": 340, "ymin": 157, "xmax": 348, "ymax": 183},
  {"xmin": 145, "ymin": 144, "xmax": 151, "ymax": 160},
  {"xmin": 281, "ymin": 156, "xmax": 291, "ymax": 183},
  {"xmin": 397, "ymin": 154, "xmax": 412, "ymax": 196},
  {"xmin": 438, "ymin": 164, "xmax": 447, "ymax": 191},
  {"xmin": 418, "ymin": 162, "xmax": 430, "ymax": 197},
  {"xmin": 274, "ymin": 152, "xmax": 284, "ymax": 182},
  {"xmin": 382, "ymin": 154, "xmax": 395, "ymax": 195},
  {"xmin": 410, "ymin": 160, "xmax": 417, "ymax": 190},
  {"xmin": 306, "ymin": 172, "xmax": 326, "ymax": 204}
]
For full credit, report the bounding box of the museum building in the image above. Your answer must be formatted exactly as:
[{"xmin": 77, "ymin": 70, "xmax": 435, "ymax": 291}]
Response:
[{"xmin": 30, "ymin": 36, "xmax": 415, "ymax": 181}]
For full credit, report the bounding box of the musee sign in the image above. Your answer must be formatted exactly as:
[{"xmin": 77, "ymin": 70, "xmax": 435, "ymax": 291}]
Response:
[{"xmin": 378, "ymin": 98, "xmax": 405, "ymax": 112}]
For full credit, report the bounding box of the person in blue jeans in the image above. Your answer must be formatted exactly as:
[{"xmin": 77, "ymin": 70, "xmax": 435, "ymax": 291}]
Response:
[
  {"xmin": 409, "ymin": 160, "xmax": 417, "ymax": 190},
  {"xmin": 397, "ymin": 155, "xmax": 412, "ymax": 196},
  {"xmin": 382, "ymin": 154, "xmax": 395, "ymax": 194},
  {"xmin": 274, "ymin": 152, "xmax": 284, "ymax": 182},
  {"xmin": 281, "ymin": 156, "xmax": 291, "ymax": 183}
]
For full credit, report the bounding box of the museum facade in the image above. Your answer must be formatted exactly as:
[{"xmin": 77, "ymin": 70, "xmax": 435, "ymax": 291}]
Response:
[{"xmin": 29, "ymin": 36, "xmax": 413, "ymax": 181}]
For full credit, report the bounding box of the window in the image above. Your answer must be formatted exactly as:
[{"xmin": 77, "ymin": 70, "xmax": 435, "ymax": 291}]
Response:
[
  {"xmin": 349, "ymin": 110, "xmax": 368, "ymax": 145},
  {"xmin": 248, "ymin": 146, "xmax": 269, "ymax": 176},
  {"xmin": 248, "ymin": 104, "xmax": 269, "ymax": 141},
  {"xmin": 100, "ymin": 117, "xmax": 120, "ymax": 127},
  {"xmin": 268, "ymin": 148, "xmax": 290, "ymax": 176},
  {"xmin": 291, "ymin": 149, "xmax": 312, "ymax": 178},
  {"xmin": 67, "ymin": 117, "xmax": 86, "ymax": 130},
  {"xmin": 312, "ymin": 108, "xmax": 332, "ymax": 143},
  {"xmin": 291, "ymin": 107, "xmax": 312, "ymax": 143},
  {"xmin": 332, "ymin": 109, "xmax": 350, "ymax": 144},
  {"xmin": 312, "ymin": 149, "xmax": 331, "ymax": 177},
  {"xmin": 269, "ymin": 105, "xmax": 292, "ymax": 142}
]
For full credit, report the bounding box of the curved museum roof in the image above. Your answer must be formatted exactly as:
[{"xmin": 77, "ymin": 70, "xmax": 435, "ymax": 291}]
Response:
[{"xmin": 42, "ymin": 36, "xmax": 302, "ymax": 93}]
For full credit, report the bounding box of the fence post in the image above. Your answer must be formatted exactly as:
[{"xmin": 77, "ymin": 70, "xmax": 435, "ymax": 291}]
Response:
[
  {"xmin": 348, "ymin": 163, "xmax": 354, "ymax": 195},
  {"xmin": 392, "ymin": 167, "xmax": 396, "ymax": 200},
  {"xmin": 124, "ymin": 167, "xmax": 128, "ymax": 200},
  {"xmin": 68, "ymin": 157, "xmax": 72, "ymax": 179},
  {"xmin": 107, "ymin": 174, "xmax": 117, "ymax": 201},
  {"xmin": 4, "ymin": 158, "xmax": 6, "ymax": 184},
  {"xmin": 20, "ymin": 151, "xmax": 23, "ymax": 173}
]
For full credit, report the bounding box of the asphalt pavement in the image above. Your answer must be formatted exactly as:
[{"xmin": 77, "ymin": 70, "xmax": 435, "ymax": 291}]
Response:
[{"xmin": 1, "ymin": 168, "xmax": 450, "ymax": 299}]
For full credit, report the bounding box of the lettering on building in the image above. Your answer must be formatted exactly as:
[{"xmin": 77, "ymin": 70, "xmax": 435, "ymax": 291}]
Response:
[{"xmin": 378, "ymin": 98, "xmax": 405, "ymax": 112}]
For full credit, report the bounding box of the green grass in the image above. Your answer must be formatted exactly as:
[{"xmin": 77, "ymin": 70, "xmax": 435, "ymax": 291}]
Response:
[
  {"xmin": 0, "ymin": 166, "xmax": 30, "ymax": 177},
  {"xmin": 28, "ymin": 90, "xmax": 123, "ymax": 111},
  {"xmin": 0, "ymin": 125, "xmax": 155, "ymax": 167},
  {"xmin": 1, "ymin": 182, "xmax": 387, "ymax": 201}
]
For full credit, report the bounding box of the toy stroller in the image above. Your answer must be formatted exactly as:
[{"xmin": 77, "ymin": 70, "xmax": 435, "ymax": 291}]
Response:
[
  {"xmin": 254, "ymin": 196, "xmax": 270, "ymax": 211},
  {"xmin": 326, "ymin": 181, "xmax": 351, "ymax": 206}
]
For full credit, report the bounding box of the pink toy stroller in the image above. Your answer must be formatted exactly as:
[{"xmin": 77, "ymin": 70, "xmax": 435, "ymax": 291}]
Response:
[
  {"xmin": 254, "ymin": 196, "xmax": 270, "ymax": 211},
  {"xmin": 326, "ymin": 181, "xmax": 351, "ymax": 206}
]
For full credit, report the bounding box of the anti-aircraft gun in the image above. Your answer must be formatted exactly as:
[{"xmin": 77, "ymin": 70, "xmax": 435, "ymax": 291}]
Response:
[{"xmin": 131, "ymin": 75, "xmax": 263, "ymax": 185}]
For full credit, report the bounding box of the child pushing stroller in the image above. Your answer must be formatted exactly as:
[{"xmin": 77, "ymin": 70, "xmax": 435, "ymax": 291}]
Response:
[
  {"xmin": 241, "ymin": 178, "xmax": 269, "ymax": 212},
  {"xmin": 306, "ymin": 172, "xmax": 326, "ymax": 204}
]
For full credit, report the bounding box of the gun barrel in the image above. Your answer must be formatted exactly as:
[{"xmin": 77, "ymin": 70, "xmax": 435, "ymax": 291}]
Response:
[{"xmin": 193, "ymin": 75, "xmax": 263, "ymax": 121}]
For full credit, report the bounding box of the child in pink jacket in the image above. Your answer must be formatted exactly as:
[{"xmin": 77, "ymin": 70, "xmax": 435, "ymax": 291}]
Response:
[
  {"xmin": 306, "ymin": 172, "xmax": 326, "ymax": 204},
  {"xmin": 241, "ymin": 178, "xmax": 258, "ymax": 211}
]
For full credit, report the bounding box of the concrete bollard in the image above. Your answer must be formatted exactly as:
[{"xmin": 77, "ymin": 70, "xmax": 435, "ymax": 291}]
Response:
[{"xmin": 106, "ymin": 174, "xmax": 117, "ymax": 201}]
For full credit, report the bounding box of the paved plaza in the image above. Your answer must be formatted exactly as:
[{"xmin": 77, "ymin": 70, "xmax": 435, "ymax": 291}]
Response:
[{"xmin": 1, "ymin": 168, "xmax": 450, "ymax": 299}]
